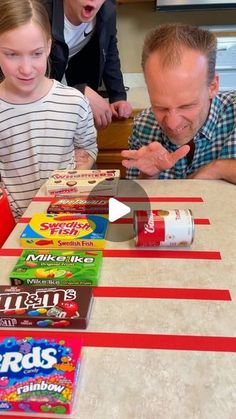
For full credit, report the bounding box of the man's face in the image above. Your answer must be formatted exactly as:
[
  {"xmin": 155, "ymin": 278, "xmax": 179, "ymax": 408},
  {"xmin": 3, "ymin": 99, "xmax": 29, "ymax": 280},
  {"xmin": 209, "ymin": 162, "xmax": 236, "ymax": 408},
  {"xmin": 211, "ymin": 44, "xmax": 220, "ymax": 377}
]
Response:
[
  {"xmin": 64, "ymin": 0, "xmax": 106, "ymax": 25},
  {"xmin": 144, "ymin": 49, "xmax": 219, "ymax": 146}
]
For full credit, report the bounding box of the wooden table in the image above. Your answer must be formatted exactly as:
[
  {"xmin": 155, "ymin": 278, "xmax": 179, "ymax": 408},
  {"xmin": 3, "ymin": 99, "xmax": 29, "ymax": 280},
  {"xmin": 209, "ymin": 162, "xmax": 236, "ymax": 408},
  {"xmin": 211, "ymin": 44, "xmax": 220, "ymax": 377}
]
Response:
[{"xmin": 1, "ymin": 179, "xmax": 236, "ymax": 419}]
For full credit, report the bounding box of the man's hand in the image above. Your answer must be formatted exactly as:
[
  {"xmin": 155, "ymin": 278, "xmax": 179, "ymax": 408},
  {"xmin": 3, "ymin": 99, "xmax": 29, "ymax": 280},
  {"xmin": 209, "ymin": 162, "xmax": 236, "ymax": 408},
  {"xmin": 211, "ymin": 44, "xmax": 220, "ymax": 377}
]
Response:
[
  {"xmin": 85, "ymin": 86, "xmax": 112, "ymax": 128},
  {"xmin": 121, "ymin": 142, "xmax": 190, "ymax": 177},
  {"xmin": 110, "ymin": 100, "xmax": 133, "ymax": 119}
]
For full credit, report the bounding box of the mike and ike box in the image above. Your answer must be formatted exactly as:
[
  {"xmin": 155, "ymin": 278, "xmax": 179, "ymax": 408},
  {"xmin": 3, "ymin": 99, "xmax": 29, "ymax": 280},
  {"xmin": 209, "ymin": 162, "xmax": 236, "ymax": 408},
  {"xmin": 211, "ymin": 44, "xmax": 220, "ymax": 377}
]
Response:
[
  {"xmin": 0, "ymin": 285, "xmax": 93, "ymax": 330},
  {"xmin": 46, "ymin": 169, "xmax": 120, "ymax": 197},
  {"xmin": 10, "ymin": 249, "xmax": 102, "ymax": 287},
  {"xmin": 20, "ymin": 213, "xmax": 109, "ymax": 250}
]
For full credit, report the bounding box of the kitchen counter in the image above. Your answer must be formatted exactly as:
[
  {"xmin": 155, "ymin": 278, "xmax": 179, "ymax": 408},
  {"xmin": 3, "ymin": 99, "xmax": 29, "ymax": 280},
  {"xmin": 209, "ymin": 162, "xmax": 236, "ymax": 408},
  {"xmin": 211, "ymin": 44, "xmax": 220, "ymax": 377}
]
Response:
[
  {"xmin": 124, "ymin": 73, "xmax": 150, "ymax": 108},
  {"xmin": 1, "ymin": 179, "xmax": 236, "ymax": 419}
]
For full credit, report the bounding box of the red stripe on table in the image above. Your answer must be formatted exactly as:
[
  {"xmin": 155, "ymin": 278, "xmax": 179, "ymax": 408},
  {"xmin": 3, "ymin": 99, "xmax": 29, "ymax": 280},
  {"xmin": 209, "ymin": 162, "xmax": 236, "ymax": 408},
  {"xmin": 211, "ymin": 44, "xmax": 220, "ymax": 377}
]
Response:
[
  {"xmin": 18, "ymin": 217, "xmax": 210, "ymax": 225},
  {"xmin": 32, "ymin": 196, "xmax": 53, "ymax": 202},
  {"xmin": 18, "ymin": 217, "xmax": 31, "ymax": 223},
  {"xmin": 68, "ymin": 332, "xmax": 236, "ymax": 352},
  {"xmin": 103, "ymin": 249, "xmax": 221, "ymax": 260},
  {"xmin": 0, "ymin": 248, "xmax": 23, "ymax": 256},
  {"xmin": 32, "ymin": 196, "xmax": 204, "ymax": 203},
  {"xmin": 118, "ymin": 196, "xmax": 204, "ymax": 202},
  {"xmin": 113, "ymin": 217, "xmax": 210, "ymax": 225},
  {"xmin": 0, "ymin": 416, "xmax": 47, "ymax": 419},
  {"xmin": 0, "ymin": 248, "xmax": 221, "ymax": 260},
  {"xmin": 0, "ymin": 417, "xmax": 50, "ymax": 419},
  {"xmin": 93, "ymin": 286, "xmax": 231, "ymax": 301}
]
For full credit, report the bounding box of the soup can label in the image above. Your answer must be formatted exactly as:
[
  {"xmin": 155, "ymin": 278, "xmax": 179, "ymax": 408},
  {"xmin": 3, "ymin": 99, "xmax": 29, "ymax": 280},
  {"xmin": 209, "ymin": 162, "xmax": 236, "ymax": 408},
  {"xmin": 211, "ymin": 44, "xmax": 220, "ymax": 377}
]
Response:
[{"xmin": 134, "ymin": 209, "xmax": 194, "ymax": 247}]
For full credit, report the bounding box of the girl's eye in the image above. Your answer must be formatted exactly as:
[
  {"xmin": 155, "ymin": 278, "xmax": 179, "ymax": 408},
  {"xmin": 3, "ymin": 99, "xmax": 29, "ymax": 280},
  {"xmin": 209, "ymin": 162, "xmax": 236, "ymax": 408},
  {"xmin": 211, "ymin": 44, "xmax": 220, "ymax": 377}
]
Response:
[
  {"xmin": 6, "ymin": 53, "xmax": 16, "ymax": 57},
  {"xmin": 33, "ymin": 51, "xmax": 43, "ymax": 57}
]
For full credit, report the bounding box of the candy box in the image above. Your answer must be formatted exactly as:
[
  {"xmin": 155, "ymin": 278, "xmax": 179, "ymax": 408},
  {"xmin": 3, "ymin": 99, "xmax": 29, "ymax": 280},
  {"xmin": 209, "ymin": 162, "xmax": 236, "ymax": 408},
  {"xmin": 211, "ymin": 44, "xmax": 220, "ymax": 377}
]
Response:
[
  {"xmin": 47, "ymin": 196, "xmax": 109, "ymax": 214},
  {"xmin": 0, "ymin": 330, "xmax": 82, "ymax": 414},
  {"xmin": 0, "ymin": 285, "xmax": 93, "ymax": 329},
  {"xmin": 20, "ymin": 213, "xmax": 109, "ymax": 250},
  {"xmin": 46, "ymin": 169, "xmax": 120, "ymax": 197},
  {"xmin": 10, "ymin": 249, "xmax": 103, "ymax": 287}
]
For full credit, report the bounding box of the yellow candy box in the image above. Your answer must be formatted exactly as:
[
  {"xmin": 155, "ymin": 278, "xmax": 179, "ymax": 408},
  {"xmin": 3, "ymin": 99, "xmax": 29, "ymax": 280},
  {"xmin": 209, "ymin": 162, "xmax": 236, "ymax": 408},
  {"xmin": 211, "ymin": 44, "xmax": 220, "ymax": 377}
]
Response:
[{"xmin": 20, "ymin": 213, "xmax": 109, "ymax": 250}]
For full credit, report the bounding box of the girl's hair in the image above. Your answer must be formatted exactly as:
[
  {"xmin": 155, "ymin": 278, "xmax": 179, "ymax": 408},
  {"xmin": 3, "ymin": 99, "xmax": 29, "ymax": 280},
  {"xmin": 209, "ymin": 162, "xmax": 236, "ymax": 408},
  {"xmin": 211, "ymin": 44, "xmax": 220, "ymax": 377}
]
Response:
[
  {"xmin": 0, "ymin": 0, "xmax": 51, "ymax": 40},
  {"xmin": 0, "ymin": 0, "xmax": 52, "ymax": 80},
  {"xmin": 142, "ymin": 23, "xmax": 217, "ymax": 86}
]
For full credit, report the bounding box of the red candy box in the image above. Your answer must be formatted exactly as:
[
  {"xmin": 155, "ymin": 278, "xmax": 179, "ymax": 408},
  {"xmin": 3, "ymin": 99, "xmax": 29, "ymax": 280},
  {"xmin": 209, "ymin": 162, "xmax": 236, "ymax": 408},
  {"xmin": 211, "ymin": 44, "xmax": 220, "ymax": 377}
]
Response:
[{"xmin": 47, "ymin": 196, "xmax": 109, "ymax": 214}]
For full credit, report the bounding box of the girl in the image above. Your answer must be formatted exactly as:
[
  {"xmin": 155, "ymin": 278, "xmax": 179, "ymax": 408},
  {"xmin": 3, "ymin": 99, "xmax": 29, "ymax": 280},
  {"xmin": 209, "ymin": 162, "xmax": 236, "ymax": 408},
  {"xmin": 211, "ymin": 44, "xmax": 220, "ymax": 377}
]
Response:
[{"xmin": 0, "ymin": 0, "xmax": 97, "ymax": 218}]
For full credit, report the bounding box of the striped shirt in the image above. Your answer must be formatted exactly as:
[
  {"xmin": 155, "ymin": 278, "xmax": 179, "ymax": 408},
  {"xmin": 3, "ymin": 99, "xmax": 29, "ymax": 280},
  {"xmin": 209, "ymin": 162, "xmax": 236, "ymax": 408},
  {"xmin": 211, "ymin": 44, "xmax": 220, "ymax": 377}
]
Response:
[
  {"xmin": 126, "ymin": 91, "xmax": 236, "ymax": 179},
  {"xmin": 0, "ymin": 80, "xmax": 97, "ymax": 218}
]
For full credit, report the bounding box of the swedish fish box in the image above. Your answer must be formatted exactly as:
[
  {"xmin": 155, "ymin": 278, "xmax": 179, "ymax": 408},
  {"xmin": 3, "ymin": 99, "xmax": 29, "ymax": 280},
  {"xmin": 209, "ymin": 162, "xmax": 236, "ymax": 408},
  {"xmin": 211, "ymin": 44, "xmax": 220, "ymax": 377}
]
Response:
[
  {"xmin": 0, "ymin": 330, "xmax": 82, "ymax": 414},
  {"xmin": 46, "ymin": 169, "xmax": 120, "ymax": 197},
  {"xmin": 20, "ymin": 213, "xmax": 109, "ymax": 250},
  {"xmin": 10, "ymin": 249, "xmax": 102, "ymax": 287}
]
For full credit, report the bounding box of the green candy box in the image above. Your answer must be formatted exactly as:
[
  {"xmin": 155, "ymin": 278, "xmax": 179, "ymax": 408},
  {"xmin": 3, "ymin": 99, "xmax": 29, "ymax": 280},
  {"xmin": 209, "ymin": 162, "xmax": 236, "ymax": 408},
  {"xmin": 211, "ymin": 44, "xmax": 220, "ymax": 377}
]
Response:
[{"xmin": 10, "ymin": 249, "xmax": 103, "ymax": 287}]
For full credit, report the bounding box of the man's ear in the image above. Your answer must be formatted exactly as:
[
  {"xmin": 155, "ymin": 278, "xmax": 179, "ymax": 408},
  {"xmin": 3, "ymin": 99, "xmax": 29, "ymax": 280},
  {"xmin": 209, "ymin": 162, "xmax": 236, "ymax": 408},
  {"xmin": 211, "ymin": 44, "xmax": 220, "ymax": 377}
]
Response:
[{"xmin": 209, "ymin": 73, "xmax": 219, "ymax": 99}]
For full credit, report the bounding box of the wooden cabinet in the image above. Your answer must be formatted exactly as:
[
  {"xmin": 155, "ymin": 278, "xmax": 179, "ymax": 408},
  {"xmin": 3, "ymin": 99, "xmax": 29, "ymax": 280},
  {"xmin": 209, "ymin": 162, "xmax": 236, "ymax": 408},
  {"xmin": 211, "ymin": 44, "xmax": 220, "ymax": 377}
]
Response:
[{"xmin": 97, "ymin": 109, "xmax": 141, "ymax": 178}]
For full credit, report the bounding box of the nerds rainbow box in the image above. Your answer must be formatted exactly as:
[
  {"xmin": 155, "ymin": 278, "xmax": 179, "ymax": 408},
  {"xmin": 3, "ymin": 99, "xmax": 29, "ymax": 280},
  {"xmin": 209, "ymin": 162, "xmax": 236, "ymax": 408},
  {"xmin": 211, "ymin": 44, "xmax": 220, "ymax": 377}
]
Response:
[{"xmin": 0, "ymin": 330, "xmax": 82, "ymax": 415}]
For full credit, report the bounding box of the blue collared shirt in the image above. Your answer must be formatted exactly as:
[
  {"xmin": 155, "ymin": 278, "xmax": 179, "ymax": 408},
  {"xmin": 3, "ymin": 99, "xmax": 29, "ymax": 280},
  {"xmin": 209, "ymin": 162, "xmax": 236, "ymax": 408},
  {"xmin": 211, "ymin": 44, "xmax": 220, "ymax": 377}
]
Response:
[{"xmin": 126, "ymin": 91, "xmax": 236, "ymax": 179}]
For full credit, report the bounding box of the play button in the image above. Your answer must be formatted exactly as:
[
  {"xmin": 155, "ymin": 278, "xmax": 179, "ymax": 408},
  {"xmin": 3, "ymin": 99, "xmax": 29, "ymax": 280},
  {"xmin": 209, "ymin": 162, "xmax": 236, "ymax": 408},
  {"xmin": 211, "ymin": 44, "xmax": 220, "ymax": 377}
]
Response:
[
  {"xmin": 109, "ymin": 198, "xmax": 131, "ymax": 222},
  {"xmin": 87, "ymin": 179, "xmax": 151, "ymax": 243}
]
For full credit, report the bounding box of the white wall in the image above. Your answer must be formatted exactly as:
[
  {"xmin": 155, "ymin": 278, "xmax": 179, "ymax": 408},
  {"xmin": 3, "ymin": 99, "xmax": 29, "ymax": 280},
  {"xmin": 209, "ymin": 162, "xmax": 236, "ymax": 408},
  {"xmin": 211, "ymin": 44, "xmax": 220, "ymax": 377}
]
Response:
[{"xmin": 117, "ymin": 3, "xmax": 236, "ymax": 72}]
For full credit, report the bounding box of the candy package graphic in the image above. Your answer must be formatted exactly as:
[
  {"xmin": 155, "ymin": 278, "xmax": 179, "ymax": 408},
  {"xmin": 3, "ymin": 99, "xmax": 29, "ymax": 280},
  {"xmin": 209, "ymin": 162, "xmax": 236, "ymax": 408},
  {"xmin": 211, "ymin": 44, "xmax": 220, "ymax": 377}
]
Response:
[
  {"xmin": 46, "ymin": 169, "xmax": 120, "ymax": 197},
  {"xmin": 47, "ymin": 196, "xmax": 109, "ymax": 214},
  {"xmin": 10, "ymin": 249, "xmax": 103, "ymax": 286},
  {"xmin": 0, "ymin": 285, "xmax": 93, "ymax": 329},
  {"xmin": 0, "ymin": 330, "xmax": 82, "ymax": 414},
  {"xmin": 20, "ymin": 213, "xmax": 109, "ymax": 250}
]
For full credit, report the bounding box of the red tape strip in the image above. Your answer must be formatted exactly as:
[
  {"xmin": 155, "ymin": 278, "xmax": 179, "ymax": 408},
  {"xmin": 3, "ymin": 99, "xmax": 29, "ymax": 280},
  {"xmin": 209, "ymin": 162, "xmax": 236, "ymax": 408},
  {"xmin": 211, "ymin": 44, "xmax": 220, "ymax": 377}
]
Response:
[
  {"xmin": 0, "ymin": 248, "xmax": 22, "ymax": 256},
  {"xmin": 18, "ymin": 217, "xmax": 210, "ymax": 225},
  {"xmin": 32, "ymin": 196, "xmax": 204, "ymax": 203},
  {"xmin": 67, "ymin": 332, "xmax": 236, "ymax": 352},
  {"xmin": 103, "ymin": 249, "xmax": 221, "ymax": 260},
  {"xmin": 93, "ymin": 286, "xmax": 231, "ymax": 301},
  {"xmin": 112, "ymin": 217, "xmax": 210, "ymax": 225},
  {"xmin": 0, "ymin": 248, "xmax": 221, "ymax": 260},
  {"xmin": 117, "ymin": 196, "xmax": 204, "ymax": 202}
]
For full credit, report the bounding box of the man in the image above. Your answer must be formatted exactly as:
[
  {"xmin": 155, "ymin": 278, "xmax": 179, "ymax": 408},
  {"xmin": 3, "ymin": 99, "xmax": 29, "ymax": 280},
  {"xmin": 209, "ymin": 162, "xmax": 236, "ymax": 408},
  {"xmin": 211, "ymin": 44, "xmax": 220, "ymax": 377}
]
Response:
[
  {"xmin": 41, "ymin": 0, "xmax": 132, "ymax": 127},
  {"xmin": 121, "ymin": 24, "xmax": 236, "ymax": 184}
]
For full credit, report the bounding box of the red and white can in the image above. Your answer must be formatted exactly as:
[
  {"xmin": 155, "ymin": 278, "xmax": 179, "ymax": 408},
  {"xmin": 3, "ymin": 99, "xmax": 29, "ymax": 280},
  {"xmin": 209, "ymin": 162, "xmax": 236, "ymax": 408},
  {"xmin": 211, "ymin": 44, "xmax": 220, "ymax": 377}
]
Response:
[{"xmin": 134, "ymin": 209, "xmax": 194, "ymax": 247}]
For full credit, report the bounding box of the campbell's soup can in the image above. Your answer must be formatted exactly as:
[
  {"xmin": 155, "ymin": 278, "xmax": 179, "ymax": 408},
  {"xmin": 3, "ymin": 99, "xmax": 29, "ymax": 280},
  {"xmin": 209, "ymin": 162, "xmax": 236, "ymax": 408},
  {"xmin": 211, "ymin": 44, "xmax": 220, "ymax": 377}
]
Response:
[{"xmin": 134, "ymin": 209, "xmax": 194, "ymax": 247}]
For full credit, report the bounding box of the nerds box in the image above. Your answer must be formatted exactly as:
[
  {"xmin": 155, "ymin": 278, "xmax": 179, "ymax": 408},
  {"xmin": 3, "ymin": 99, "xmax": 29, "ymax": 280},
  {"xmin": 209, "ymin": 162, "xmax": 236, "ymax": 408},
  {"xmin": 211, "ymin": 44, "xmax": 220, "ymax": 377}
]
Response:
[{"xmin": 0, "ymin": 330, "xmax": 82, "ymax": 415}]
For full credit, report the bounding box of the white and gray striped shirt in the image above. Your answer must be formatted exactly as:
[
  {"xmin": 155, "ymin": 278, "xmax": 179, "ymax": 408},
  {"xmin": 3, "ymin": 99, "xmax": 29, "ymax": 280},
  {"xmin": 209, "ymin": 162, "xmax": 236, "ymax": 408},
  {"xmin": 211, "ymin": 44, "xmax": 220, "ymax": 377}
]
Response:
[{"xmin": 0, "ymin": 80, "xmax": 97, "ymax": 218}]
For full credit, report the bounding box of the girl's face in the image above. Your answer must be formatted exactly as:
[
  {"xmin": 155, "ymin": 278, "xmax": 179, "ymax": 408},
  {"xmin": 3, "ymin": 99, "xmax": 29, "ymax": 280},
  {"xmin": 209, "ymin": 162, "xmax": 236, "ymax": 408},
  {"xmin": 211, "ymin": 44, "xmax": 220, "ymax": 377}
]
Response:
[{"xmin": 0, "ymin": 21, "xmax": 51, "ymax": 102}]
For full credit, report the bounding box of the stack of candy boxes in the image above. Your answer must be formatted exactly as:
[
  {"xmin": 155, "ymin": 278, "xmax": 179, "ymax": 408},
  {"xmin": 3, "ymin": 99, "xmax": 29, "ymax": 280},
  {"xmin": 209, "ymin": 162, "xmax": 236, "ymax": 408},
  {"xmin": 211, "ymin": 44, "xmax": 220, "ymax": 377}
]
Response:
[{"xmin": 0, "ymin": 169, "xmax": 119, "ymax": 416}]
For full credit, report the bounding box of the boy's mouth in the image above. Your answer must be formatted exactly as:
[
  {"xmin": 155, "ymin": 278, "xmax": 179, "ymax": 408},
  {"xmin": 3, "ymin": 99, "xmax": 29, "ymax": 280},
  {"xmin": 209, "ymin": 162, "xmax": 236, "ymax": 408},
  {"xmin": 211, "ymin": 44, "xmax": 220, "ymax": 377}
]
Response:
[
  {"xmin": 84, "ymin": 5, "xmax": 94, "ymax": 12},
  {"xmin": 82, "ymin": 4, "xmax": 95, "ymax": 18}
]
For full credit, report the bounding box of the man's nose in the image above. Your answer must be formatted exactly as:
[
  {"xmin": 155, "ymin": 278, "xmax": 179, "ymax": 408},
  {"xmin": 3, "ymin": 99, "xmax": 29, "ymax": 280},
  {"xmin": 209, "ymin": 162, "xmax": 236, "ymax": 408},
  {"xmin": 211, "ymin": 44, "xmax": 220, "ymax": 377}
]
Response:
[{"xmin": 165, "ymin": 111, "xmax": 182, "ymax": 131}]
